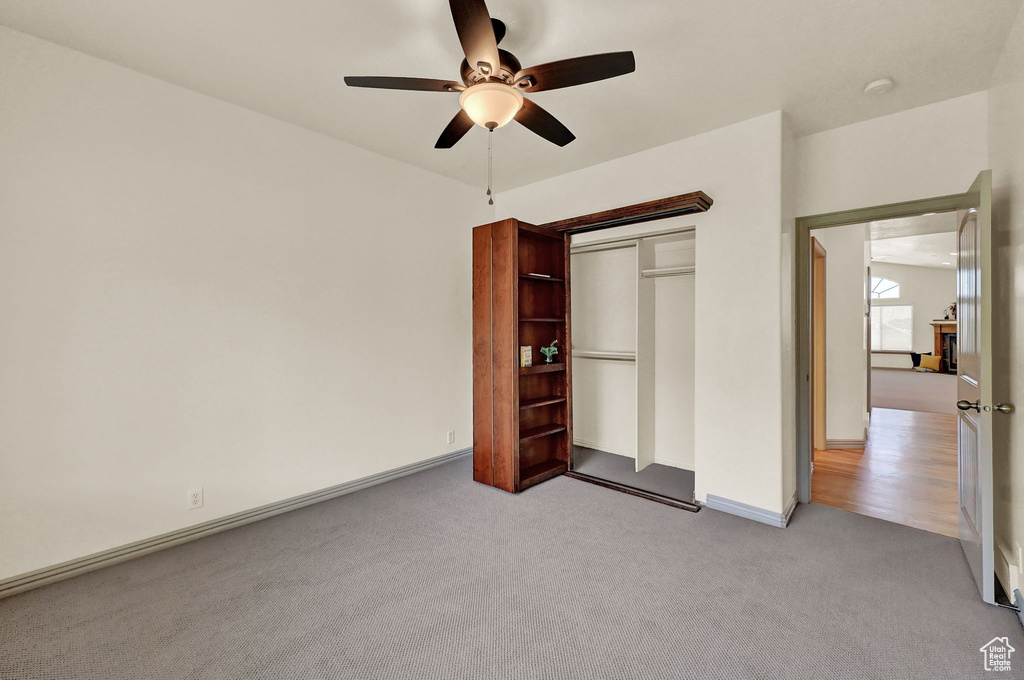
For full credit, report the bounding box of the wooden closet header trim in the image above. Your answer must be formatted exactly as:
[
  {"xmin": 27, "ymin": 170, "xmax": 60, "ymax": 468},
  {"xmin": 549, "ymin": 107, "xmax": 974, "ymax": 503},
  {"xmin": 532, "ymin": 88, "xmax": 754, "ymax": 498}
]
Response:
[{"xmin": 539, "ymin": 191, "xmax": 713, "ymax": 235}]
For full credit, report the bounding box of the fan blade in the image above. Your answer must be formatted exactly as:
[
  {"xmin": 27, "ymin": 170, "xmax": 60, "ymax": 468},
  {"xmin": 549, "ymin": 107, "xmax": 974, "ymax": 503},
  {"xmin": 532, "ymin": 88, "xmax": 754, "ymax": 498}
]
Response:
[
  {"xmin": 344, "ymin": 76, "xmax": 463, "ymax": 92},
  {"xmin": 435, "ymin": 109, "xmax": 475, "ymax": 149},
  {"xmin": 514, "ymin": 99, "xmax": 575, "ymax": 147},
  {"xmin": 515, "ymin": 51, "xmax": 635, "ymax": 93},
  {"xmin": 449, "ymin": 0, "xmax": 500, "ymax": 76}
]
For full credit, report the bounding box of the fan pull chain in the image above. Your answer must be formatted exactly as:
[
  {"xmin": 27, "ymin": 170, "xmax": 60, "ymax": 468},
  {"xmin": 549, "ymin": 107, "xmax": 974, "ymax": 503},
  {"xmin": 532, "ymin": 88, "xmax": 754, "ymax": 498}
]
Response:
[{"xmin": 487, "ymin": 129, "xmax": 494, "ymax": 206}]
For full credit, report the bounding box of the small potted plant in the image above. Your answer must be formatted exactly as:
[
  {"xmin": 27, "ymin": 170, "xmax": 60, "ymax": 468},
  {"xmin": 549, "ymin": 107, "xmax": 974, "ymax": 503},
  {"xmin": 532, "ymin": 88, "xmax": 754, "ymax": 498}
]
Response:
[{"xmin": 539, "ymin": 339, "xmax": 559, "ymax": 364}]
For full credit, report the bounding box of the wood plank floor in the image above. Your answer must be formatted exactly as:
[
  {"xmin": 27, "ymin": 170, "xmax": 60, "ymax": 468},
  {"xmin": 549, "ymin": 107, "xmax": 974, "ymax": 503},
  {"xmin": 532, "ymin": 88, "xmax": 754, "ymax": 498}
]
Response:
[{"xmin": 811, "ymin": 407, "xmax": 958, "ymax": 537}]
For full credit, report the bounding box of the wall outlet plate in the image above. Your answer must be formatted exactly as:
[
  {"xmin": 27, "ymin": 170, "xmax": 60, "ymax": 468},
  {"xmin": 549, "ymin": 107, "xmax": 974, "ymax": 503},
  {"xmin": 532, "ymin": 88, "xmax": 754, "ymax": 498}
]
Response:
[
  {"xmin": 446, "ymin": 430, "xmax": 455, "ymax": 445},
  {"xmin": 188, "ymin": 488, "xmax": 204, "ymax": 510}
]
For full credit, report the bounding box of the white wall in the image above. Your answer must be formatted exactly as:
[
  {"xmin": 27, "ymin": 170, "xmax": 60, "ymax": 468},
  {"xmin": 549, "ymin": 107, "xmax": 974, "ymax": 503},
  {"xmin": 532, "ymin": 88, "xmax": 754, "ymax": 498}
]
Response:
[
  {"xmin": 988, "ymin": 3, "xmax": 1024, "ymax": 600},
  {"xmin": 780, "ymin": 115, "xmax": 798, "ymax": 505},
  {"xmin": 870, "ymin": 261, "xmax": 956, "ymax": 358},
  {"xmin": 796, "ymin": 92, "xmax": 989, "ymax": 217},
  {"xmin": 0, "ymin": 27, "xmax": 493, "ymax": 580},
  {"xmin": 812, "ymin": 224, "xmax": 868, "ymax": 442},
  {"xmin": 498, "ymin": 112, "xmax": 789, "ymax": 513}
]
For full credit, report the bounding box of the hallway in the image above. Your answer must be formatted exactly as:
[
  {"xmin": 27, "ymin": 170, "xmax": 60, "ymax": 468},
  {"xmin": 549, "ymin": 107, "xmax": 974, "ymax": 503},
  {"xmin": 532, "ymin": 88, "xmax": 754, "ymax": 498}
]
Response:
[{"xmin": 811, "ymin": 408, "xmax": 958, "ymax": 537}]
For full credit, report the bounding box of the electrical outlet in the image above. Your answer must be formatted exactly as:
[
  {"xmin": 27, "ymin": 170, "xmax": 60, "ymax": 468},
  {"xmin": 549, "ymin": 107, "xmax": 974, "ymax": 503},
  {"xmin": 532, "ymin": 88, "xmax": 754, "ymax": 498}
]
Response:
[
  {"xmin": 188, "ymin": 487, "xmax": 203, "ymax": 510},
  {"xmin": 446, "ymin": 430, "xmax": 455, "ymax": 445}
]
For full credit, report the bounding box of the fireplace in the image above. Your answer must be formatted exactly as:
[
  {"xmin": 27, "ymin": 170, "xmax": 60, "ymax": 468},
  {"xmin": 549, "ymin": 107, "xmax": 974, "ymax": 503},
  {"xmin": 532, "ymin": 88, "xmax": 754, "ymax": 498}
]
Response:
[{"xmin": 931, "ymin": 320, "xmax": 958, "ymax": 374}]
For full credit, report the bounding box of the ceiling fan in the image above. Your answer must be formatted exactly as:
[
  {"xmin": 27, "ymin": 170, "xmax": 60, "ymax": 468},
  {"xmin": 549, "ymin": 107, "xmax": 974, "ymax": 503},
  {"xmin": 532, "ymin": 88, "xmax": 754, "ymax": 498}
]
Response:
[{"xmin": 344, "ymin": 0, "xmax": 636, "ymax": 149}]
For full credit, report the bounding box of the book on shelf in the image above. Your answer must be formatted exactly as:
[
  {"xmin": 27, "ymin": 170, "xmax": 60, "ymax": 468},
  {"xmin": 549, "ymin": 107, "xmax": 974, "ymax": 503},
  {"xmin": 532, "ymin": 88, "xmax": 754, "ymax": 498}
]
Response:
[{"xmin": 519, "ymin": 346, "xmax": 533, "ymax": 367}]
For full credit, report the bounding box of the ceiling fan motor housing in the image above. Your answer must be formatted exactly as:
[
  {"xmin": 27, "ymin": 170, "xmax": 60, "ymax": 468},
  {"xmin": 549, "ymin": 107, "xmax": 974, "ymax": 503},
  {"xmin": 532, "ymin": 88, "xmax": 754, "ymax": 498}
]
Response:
[{"xmin": 461, "ymin": 49, "xmax": 522, "ymax": 86}]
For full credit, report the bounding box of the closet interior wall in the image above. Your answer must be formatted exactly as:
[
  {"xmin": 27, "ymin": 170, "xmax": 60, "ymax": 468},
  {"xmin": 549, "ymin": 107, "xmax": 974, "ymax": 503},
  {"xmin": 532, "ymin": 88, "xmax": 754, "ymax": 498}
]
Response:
[{"xmin": 569, "ymin": 227, "xmax": 696, "ymax": 472}]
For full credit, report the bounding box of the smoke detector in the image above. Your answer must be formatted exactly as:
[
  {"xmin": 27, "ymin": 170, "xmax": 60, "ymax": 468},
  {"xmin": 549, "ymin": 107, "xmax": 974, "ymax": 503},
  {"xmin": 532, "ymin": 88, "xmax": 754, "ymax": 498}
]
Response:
[{"xmin": 863, "ymin": 77, "xmax": 895, "ymax": 95}]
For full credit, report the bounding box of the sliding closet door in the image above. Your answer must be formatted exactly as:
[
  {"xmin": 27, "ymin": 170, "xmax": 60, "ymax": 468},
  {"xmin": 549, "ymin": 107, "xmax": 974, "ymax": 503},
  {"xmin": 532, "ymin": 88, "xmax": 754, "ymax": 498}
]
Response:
[{"xmin": 570, "ymin": 246, "xmax": 637, "ymax": 458}]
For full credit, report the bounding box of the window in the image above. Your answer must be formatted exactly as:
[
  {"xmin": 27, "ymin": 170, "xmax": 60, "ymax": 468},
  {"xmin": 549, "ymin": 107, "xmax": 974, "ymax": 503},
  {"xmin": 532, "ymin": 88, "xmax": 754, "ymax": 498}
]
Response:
[
  {"xmin": 871, "ymin": 305, "xmax": 913, "ymax": 351},
  {"xmin": 870, "ymin": 277, "xmax": 900, "ymax": 299}
]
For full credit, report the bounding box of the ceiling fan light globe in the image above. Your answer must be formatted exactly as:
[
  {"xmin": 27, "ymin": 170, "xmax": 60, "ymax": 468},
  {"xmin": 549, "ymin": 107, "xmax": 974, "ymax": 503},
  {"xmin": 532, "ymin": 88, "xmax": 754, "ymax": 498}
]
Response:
[{"xmin": 459, "ymin": 83, "xmax": 523, "ymax": 130}]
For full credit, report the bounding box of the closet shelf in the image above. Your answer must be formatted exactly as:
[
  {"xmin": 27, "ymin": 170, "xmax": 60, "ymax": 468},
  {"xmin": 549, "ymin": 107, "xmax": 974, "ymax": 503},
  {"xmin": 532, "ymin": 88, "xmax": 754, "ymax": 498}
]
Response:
[
  {"xmin": 519, "ymin": 273, "xmax": 565, "ymax": 283},
  {"xmin": 641, "ymin": 265, "xmax": 695, "ymax": 279},
  {"xmin": 519, "ymin": 363, "xmax": 566, "ymax": 375},
  {"xmin": 519, "ymin": 458, "xmax": 568, "ymax": 488},
  {"xmin": 520, "ymin": 317, "xmax": 563, "ymax": 323},
  {"xmin": 519, "ymin": 423, "xmax": 567, "ymax": 442},
  {"xmin": 519, "ymin": 396, "xmax": 568, "ymax": 410}
]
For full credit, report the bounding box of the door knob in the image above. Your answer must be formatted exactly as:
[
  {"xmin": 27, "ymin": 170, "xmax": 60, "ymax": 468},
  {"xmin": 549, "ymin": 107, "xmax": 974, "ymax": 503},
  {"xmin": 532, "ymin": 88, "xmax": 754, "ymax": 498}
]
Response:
[
  {"xmin": 995, "ymin": 403, "xmax": 1015, "ymax": 414},
  {"xmin": 956, "ymin": 400, "xmax": 981, "ymax": 412}
]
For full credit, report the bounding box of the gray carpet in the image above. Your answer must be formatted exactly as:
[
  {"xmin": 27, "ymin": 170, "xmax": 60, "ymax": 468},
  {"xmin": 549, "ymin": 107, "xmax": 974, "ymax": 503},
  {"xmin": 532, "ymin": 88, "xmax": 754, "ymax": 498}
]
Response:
[
  {"xmin": 871, "ymin": 368, "xmax": 957, "ymax": 414},
  {"xmin": 573, "ymin": 445, "xmax": 695, "ymax": 501},
  {"xmin": 1, "ymin": 456, "xmax": 1022, "ymax": 680}
]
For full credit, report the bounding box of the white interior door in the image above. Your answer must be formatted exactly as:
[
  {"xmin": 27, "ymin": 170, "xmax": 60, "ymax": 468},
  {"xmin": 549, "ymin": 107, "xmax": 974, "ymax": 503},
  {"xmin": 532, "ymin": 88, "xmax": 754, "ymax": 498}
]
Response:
[{"xmin": 956, "ymin": 170, "xmax": 994, "ymax": 603}]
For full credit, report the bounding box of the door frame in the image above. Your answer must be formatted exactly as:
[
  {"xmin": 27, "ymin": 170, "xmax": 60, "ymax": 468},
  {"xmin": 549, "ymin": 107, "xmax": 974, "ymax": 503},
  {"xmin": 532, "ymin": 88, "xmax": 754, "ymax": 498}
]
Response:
[
  {"xmin": 795, "ymin": 193, "xmax": 973, "ymax": 503},
  {"xmin": 810, "ymin": 238, "xmax": 827, "ymax": 453}
]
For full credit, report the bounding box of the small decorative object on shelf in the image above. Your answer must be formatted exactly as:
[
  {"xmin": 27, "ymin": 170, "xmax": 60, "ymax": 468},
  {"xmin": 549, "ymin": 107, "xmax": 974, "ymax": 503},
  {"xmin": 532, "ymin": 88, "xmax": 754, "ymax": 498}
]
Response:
[
  {"xmin": 540, "ymin": 340, "xmax": 559, "ymax": 364},
  {"xmin": 944, "ymin": 302, "xmax": 957, "ymax": 320},
  {"xmin": 519, "ymin": 346, "xmax": 533, "ymax": 368}
]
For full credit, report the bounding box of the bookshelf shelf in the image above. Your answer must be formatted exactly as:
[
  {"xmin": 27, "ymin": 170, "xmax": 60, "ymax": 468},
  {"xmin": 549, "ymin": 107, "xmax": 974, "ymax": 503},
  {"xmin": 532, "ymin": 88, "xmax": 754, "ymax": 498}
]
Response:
[
  {"xmin": 519, "ymin": 459, "xmax": 568, "ymax": 488},
  {"xmin": 519, "ymin": 363, "xmax": 566, "ymax": 375},
  {"xmin": 519, "ymin": 396, "xmax": 568, "ymax": 410},
  {"xmin": 519, "ymin": 274, "xmax": 565, "ymax": 283},
  {"xmin": 519, "ymin": 423, "xmax": 567, "ymax": 442}
]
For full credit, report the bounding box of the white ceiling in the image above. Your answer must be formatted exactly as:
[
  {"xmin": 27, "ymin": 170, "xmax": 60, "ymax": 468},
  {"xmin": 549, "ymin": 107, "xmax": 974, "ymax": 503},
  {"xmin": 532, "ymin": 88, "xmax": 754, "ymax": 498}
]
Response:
[
  {"xmin": 1, "ymin": 0, "xmax": 1020, "ymax": 190},
  {"xmin": 872, "ymin": 232, "xmax": 958, "ymax": 270}
]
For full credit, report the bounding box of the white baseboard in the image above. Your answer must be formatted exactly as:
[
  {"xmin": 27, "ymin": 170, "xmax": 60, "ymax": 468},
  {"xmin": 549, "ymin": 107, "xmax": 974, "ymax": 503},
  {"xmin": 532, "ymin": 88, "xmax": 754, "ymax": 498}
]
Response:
[
  {"xmin": 654, "ymin": 457, "xmax": 695, "ymax": 471},
  {"xmin": 705, "ymin": 492, "xmax": 798, "ymax": 529},
  {"xmin": 0, "ymin": 447, "xmax": 473, "ymax": 600},
  {"xmin": 573, "ymin": 439, "xmax": 694, "ymax": 471},
  {"xmin": 825, "ymin": 438, "xmax": 865, "ymax": 450},
  {"xmin": 783, "ymin": 493, "xmax": 798, "ymax": 526},
  {"xmin": 997, "ymin": 541, "xmax": 1022, "ymax": 603},
  {"xmin": 573, "ymin": 437, "xmax": 635, "ymax": 459},
  {"xmin": 1015, "ymin": 590, "xmax": 1024, "ymax": 632}
]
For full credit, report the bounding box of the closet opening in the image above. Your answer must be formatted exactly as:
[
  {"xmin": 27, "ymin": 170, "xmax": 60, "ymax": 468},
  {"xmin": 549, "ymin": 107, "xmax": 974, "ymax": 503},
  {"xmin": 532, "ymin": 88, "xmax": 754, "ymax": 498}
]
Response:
[{"xmin": 564, "ymin": 226, "xmax": 698, "ymax": 510}]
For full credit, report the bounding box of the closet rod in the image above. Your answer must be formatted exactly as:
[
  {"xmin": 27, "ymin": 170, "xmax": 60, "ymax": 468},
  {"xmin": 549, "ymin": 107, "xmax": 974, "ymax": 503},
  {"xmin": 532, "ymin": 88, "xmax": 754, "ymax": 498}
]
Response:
[
  {"xmin": 570, "ymin": 241, "xmax": 637, "ymax": 255},
  {"xmin": 569, "ymin": 225, "xmax": 696, "ymax": 254},
  {"xmin": 641, "ymin": 266, "xmax": 696, "ymax": 279},
  {"xmin": 573, "ymin": 350, "xmax": 637, "ymax": 362}
]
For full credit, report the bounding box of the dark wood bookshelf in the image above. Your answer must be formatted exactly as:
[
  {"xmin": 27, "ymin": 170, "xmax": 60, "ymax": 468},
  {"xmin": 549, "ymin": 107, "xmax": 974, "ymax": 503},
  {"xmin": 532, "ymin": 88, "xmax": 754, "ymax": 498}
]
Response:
[{"xmin": 472, "ymin": 218, "xmax": 573, "ymax": 493}]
